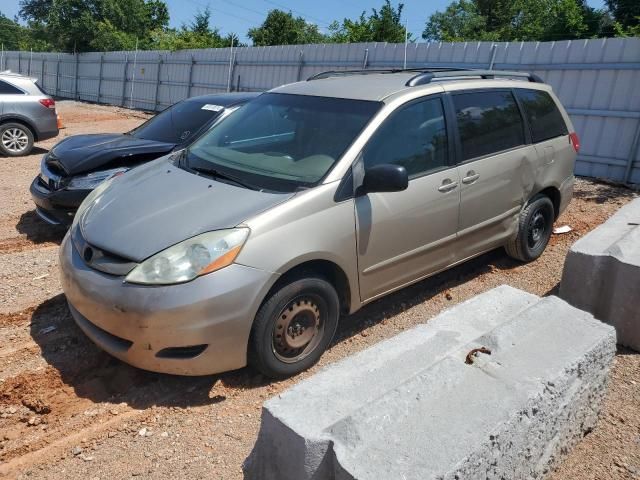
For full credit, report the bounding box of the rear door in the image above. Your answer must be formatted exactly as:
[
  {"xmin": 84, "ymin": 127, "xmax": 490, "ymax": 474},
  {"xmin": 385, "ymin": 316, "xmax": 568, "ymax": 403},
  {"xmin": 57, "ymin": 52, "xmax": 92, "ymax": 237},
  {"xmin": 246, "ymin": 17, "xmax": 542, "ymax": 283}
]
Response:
[
  {"xmin": 514, "ymin": 88, "xmax": 574, "ymax": 183},
  {"xmin": 449, "ymin": 89, "xmax": 537, "ymax": 260},
  {"xmin": 355, "ymin": 95, "xmax": 460, "ymax": 301},
  {"xmin": 0, "ymin": 79, "xmax": 28, "ymax": 122}
]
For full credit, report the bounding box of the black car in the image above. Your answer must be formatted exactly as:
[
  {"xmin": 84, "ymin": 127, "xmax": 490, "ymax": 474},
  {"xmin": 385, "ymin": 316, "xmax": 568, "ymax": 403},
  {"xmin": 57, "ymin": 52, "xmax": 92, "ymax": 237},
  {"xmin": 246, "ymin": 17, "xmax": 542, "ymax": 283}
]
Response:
[{"xmin": 30, "ymin": 92, "xmax": 259, "ymax": 226}]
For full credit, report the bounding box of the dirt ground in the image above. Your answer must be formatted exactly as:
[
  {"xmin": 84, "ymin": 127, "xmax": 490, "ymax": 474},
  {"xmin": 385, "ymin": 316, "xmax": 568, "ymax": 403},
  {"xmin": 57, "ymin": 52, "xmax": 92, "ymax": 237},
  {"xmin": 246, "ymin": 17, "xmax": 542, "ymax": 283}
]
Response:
[{"xmin": 0, "ymin": 100, "xmax": 638, "ymax": 479}]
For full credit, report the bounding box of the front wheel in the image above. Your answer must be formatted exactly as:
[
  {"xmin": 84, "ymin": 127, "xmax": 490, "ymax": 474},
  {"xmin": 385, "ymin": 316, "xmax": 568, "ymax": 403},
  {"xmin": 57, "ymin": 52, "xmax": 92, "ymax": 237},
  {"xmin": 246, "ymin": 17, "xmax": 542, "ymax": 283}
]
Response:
[
  {"xmin": 248, "ymin": 275, "xmax": 340, "ymax": 379},
  {"xmin": 505, "ymin": 194, "xmax": 555, "ymax": 262},
  {"xmin": 0, "ymin": 123, "xmax": 34, "ymax": 157}
]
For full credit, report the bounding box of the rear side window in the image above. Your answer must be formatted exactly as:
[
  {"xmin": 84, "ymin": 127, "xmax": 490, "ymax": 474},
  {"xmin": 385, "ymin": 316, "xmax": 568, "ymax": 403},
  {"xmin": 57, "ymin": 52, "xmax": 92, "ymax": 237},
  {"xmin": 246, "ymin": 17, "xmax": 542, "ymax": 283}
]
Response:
[
  {"xmin": 0, "ymin": 80, "xmax": 24, "ymax": 95},
  {"xmin": 516, "ymin": 89, "xmax": 567, "ymax": 143},
  {"xmin": 453, "ymin": 91, "xmax": 525, "ymax": 161},
  {"xmin": 363, "ymin": 97, "xmax": 449, "ymax": 178}
]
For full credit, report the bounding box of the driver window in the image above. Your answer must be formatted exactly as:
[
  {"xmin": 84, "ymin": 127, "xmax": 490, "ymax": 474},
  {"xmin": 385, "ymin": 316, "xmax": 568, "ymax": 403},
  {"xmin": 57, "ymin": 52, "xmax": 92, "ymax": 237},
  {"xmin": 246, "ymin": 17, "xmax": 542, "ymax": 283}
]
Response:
[{"xmin": 362, "ymin": 97, "xmax": 448, "ymax": 179}]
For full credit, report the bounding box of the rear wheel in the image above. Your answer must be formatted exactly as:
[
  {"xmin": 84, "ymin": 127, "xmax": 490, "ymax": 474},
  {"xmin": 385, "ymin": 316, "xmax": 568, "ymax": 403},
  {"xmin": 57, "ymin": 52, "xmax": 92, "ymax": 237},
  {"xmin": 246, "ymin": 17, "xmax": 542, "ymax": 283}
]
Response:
[
  {"xmin": 0, "ymin": 123, "xmax": 34, "ymax": 157},
  {"xmin": 505, "ymin": 194, "xmax": 555, "ymax": 262},
  {"xmin": 249, "ymin": 275, "xmax": 339, "ymax": 378}
]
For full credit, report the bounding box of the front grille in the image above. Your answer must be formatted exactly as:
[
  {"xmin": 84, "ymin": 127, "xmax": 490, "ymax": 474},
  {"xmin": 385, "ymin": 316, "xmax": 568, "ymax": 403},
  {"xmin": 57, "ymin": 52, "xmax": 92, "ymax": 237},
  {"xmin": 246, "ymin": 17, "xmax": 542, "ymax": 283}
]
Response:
[{"xmin": 72, "ymin": 226, "xmax": 138, "ymax": 276}]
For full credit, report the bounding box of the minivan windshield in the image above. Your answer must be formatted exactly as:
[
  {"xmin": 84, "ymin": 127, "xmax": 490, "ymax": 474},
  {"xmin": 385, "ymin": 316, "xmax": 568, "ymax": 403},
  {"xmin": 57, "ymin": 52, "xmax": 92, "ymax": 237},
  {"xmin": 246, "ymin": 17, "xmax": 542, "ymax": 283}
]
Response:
[
  {"xmin": 129, "ymin": 100, "xmax": 223, "ymax": 144},
  {"xmin": 185, "ymin": 93, "xmax": 381, "ymax": 191}
]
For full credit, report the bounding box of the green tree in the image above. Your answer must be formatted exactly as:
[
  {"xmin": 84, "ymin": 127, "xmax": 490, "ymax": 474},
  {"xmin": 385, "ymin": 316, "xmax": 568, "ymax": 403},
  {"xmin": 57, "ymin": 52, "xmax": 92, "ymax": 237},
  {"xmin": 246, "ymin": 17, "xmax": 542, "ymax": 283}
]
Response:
[
  {"xmin": 605, "ymin": 0, "xmax": 640, "ymax": 29},
  {"xmin": 19, "ymin": 0, "xmax": 170, "ymax": 52},
  {"xmin": 0, "ymin": 13, "xmax": 27, "ymax": 50},
  {"xmin": 423, "ymin": 0, "xmax": 596, "ymax": 41},
  {"xmin": 422, "ymin": 0, "xmax": 491, "ymax": 41},
  {"xmin": 329, "ymin": 1, "xmax": 411, "ymax": 43},
  {"xmin": 247, "ymin": 9, "xmax": 326, "ymax": 46},
  {"xmin": 151, "ymin": 7, "xmax": 243, "ymax": 51}
]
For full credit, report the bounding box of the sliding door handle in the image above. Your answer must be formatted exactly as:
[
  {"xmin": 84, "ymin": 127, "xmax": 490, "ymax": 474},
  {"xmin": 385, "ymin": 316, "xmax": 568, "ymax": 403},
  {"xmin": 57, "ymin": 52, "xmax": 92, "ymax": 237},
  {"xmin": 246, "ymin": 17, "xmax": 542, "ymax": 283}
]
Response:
[
  {"xmin": 462, "ymin": 171, "xmax": 480, "ymax": 184},
  {"xmin": 438, "ymin": 179, "xmax": 458, "ymax": 192}
]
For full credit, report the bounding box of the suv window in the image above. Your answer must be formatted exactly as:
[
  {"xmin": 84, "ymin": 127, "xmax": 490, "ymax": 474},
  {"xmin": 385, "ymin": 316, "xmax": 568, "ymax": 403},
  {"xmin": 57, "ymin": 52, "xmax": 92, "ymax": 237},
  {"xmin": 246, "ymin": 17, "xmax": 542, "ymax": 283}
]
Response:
[
  {"xmin": 453, "ymin": 90, "xmax": 525, "ymax": 161},
  {"xmin": 363, "ymin": 97, "xmax": 449, "ymax": 178},
  {"xmin": 515, "ymin": 89, "xmax": 567, "ymax": 143},
  {"xmin": 0, "ymin": 80, "xmax": 24, "ymax": 95}
]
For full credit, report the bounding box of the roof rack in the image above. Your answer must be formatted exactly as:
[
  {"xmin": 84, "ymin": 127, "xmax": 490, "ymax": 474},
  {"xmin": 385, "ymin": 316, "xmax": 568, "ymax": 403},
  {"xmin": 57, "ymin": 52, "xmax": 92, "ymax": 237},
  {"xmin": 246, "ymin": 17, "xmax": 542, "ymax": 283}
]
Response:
[
  {"xmin": 306, "ymin": 68, "xmax": 543, "ymax": 85},
  {"xmin": 406, "ymin": 69, "xmax": 543, "ymax": 86},
  {"xmin": 307, "ymin": 68, "xmax": 469, "ymax": 81}
]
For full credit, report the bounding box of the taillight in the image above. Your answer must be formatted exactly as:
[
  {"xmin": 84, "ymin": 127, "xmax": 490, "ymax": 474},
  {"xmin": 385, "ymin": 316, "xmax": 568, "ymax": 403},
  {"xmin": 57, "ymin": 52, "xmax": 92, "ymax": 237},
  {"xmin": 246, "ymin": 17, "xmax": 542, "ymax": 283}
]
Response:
[
  {"xmin": 39, "ymin": 98, "xmax": 56, "ymax": 109},
  {"xmin": 569, "ymin": 132, "xmax": 580, "ymax": 153}
]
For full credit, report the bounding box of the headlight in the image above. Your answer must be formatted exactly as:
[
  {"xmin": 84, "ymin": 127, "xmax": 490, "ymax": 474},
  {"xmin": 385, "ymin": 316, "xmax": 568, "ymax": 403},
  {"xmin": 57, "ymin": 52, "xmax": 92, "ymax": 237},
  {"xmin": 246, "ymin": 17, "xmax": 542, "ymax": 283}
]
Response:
[
  {"xmin": 66, "ymin": 167, "xmax": 128, "ymax": 190},
  {"xmin": 71, "ymin": 175, "xmax": 117, "ymax": 230},
  {"xmin": 125, "ymin": 228, "xmax": 250, "ymax": 285}
]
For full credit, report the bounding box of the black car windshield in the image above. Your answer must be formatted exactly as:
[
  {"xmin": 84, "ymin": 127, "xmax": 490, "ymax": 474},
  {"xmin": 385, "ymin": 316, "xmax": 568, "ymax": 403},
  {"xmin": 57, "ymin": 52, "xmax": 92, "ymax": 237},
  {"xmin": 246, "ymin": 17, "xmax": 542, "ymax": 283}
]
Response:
[
  {"xmin": 129, "ymin": 100, "xmax": 225, "ymax": 144},
  {"xmin": 185, "ymin": 93, "xmax": 381, "ymax": 191}
]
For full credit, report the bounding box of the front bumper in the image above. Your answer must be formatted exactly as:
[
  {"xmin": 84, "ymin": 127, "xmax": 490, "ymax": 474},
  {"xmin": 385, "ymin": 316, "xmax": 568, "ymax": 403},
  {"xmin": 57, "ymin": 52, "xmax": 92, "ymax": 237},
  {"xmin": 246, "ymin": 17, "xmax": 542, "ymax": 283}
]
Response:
[
  {"xmin": 59, "ymin": 233, "xmax": 277, "ymax": 376},
  {"xmin": 30, "ymin": 176, "xmax": 89, "ymax": 226}
]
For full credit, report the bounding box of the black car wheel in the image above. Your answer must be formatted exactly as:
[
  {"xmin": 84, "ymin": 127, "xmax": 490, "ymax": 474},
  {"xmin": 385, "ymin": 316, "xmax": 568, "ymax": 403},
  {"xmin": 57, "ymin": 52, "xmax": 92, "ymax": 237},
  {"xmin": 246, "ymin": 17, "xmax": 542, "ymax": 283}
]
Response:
[
  {"xmin": 505, "ymin": 194, "xmax": 555, "ymax": 262},
  {"xmin": 0, "ymin": 123, "xmax": 34, "ymax": 157},
  {"xmin": 249, "ymin": 274, "xmax": 339, "ymax": 379}
]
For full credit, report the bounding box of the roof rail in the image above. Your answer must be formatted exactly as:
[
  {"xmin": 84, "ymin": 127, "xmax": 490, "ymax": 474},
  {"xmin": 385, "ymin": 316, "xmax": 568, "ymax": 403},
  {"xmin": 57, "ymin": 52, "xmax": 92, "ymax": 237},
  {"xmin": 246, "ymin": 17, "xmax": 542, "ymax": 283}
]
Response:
[
  {"xmin": 307, "ymin": 68, "xmax": 468, "ymax": 81},
  {"xmin": 406, "ymin": 70, "xmax": 544, "ymax": 86},
  {"xmin": 306, "ymin": 68, "xmax": 543, "ymax": 85}
]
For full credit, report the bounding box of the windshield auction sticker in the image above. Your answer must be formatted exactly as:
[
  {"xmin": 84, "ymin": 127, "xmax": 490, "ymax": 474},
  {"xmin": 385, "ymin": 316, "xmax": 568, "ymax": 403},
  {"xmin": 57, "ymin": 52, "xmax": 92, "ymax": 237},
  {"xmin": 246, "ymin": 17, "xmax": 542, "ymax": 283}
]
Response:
[{"xmin": 201, "ymin": 104, "xmax": 224, "ymax": 112}]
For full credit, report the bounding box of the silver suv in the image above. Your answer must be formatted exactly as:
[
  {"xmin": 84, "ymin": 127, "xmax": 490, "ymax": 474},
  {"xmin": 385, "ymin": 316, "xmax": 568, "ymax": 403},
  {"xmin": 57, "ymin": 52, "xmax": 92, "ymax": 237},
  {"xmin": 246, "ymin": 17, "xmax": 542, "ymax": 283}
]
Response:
[
  {"xmin": 0, "ymin": 71, "xmax": 59, "ymax": 156},
  {"xmin": 59, "ymin": 69, "xmax": 578, "ymax": 378}
]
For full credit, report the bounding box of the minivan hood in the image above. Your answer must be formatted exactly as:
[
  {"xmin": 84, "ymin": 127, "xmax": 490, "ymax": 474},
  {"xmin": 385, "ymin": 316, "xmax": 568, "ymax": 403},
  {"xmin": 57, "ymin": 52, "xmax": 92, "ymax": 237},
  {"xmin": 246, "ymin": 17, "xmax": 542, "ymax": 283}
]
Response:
[
  {"xmin": 50, "ymin": 134, "xmax": 175, "ymax": 175},
  {"xmin": 80, "ymin": 157, "xmax": 294, "ymax": 262}
]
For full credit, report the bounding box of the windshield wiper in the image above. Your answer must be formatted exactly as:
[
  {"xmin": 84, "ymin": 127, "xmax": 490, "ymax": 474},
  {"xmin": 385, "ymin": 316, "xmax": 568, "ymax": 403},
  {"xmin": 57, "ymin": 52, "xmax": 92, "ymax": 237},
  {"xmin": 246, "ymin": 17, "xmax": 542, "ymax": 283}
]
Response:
[{"xmin": 189, "ymin": 165, "xmax": 259, "ymax": 191}]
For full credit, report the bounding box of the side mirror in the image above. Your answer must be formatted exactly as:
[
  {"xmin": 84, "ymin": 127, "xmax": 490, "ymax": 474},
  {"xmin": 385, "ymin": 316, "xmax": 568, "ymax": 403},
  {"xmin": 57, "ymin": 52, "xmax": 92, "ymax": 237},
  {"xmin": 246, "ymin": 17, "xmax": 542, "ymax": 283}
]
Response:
[{"xmin": 359, "ymin": 164, "xmax": 408, "ymax": 195}]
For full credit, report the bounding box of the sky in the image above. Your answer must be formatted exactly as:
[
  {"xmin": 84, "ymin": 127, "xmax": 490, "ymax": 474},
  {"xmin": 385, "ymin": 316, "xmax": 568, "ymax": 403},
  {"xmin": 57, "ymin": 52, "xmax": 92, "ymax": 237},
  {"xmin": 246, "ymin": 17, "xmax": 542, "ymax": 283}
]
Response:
[{"xmin": 0, "ymin": 0, "xmax": 608, "ymax": 44}]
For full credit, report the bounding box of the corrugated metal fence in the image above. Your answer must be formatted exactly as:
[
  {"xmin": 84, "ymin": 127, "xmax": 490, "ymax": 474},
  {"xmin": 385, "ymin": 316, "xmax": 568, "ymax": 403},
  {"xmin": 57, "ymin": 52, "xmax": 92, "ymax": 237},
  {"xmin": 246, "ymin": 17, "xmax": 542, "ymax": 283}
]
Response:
[{"xmin": 1, "ymin": 38, "xmax": 639, "ymax": 184}]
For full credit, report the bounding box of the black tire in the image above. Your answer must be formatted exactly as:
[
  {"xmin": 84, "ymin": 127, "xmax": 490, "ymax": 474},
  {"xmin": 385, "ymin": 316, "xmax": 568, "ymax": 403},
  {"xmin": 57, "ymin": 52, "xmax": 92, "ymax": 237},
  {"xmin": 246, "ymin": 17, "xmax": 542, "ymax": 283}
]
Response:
[
  {"xmin": 0, "ymin": 122, "xmax": 34, "ymax": 157},
  {"xmin": 505, "ymin": 194, "xmax": 555, "ymax": 262},
  {"xmin": 248, "ymin": 275, "xmax": 340, "ymax": 379}
]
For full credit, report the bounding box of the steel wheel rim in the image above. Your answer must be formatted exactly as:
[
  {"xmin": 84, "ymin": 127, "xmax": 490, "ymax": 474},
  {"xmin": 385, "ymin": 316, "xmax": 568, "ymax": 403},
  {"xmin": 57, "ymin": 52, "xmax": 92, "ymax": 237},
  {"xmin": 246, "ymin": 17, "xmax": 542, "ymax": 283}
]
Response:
[
  {"xmin": 2, "ymin": 128, "xmax": 29, "ymax": 153},
  {"xmin": 272, "ymin": 295, "xmax": 324, "ymax": 364},
  {"xmin": 527, "ymin": 209, "xmax": 548, "ymax": 249}
]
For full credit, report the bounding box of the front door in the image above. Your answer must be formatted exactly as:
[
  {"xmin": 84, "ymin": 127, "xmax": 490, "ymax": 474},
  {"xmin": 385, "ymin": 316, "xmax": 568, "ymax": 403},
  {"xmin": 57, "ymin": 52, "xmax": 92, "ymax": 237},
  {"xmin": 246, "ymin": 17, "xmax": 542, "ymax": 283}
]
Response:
[{"xmin": 355, "ymin": 96, "xmax": 460, "ymax": 301}]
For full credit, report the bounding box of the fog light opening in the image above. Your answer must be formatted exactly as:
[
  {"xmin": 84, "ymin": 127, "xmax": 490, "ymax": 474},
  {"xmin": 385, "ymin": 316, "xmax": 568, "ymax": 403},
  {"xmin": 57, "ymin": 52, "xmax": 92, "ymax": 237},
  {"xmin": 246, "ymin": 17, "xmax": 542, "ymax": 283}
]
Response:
[{"xmin": 155, "ymin": 344, "xmax": 208, "ymax": 359}]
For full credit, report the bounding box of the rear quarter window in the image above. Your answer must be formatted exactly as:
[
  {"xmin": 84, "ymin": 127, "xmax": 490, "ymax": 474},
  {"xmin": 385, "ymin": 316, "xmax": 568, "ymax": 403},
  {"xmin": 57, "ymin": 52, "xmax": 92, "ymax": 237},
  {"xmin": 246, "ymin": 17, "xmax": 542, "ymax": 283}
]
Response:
[
  {"xmin": 515, "ymin": 89, "xmax": 568, "ymax": 143},
  {"xmin": 0, "ymin": 80, "xmax": 24, "ymax": 95},
  {"xmin": 452, "ymin": 90, "xmax": 526, "ymax": 161}
]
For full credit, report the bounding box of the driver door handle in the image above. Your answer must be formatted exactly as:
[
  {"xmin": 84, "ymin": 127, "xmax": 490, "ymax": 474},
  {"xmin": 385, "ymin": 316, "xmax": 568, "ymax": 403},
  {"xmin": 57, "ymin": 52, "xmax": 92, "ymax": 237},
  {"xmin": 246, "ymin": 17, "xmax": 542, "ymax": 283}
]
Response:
[
  {"xmin": 438, "ymin": 179, "xmax": 458, "ymax": 193},
  {"xmin": 462, "ymin": 171, "xmax": 480, "ymax": 184}
]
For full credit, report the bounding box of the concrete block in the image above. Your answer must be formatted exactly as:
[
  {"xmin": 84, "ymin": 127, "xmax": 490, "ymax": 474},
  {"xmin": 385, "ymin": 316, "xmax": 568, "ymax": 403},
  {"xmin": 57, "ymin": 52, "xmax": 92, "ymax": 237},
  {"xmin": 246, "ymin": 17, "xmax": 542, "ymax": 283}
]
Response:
[
  {"xmin": 244, "ymin": 286, "xmax": 616, "ymax": 480},
  {"xmin": 560, "ymin": 197, "xmax": 640, "ymax": 351}
]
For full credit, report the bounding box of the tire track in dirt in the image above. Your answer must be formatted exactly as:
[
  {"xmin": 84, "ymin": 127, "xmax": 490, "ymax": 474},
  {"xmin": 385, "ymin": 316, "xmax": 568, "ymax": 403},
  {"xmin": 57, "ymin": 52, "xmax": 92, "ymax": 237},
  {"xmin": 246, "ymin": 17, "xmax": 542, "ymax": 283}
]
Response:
[
  {"xmin": 0, "ymin": 238, "xmax": 59, "ymax": 255},
  {"xmin": 0, "ymin": 298, "xmax": 217, "ymax": 477}
]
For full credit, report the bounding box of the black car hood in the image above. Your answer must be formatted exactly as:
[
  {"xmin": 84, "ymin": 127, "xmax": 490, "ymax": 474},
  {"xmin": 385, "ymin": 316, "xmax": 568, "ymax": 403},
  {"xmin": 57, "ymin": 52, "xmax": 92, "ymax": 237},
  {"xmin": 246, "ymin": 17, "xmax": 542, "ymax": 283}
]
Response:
[{"xmin": 50, "ymin": 134, "xmax": 176, "ymax": 175}]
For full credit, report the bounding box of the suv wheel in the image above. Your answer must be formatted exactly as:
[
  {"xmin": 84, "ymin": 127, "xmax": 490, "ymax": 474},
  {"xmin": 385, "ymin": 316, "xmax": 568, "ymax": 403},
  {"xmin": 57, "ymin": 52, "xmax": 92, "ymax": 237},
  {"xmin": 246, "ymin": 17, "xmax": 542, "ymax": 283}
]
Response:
[
  {"xmin": 505, "ymin": 194, "xmax": 555, "ymax": 262},
  {"xmin": 249, "ymin": 275, "xmax": 340, "ymax": 378},
  {"xmin": 0, "ymin": 123, "xmax": 34, "ymax": 157}
]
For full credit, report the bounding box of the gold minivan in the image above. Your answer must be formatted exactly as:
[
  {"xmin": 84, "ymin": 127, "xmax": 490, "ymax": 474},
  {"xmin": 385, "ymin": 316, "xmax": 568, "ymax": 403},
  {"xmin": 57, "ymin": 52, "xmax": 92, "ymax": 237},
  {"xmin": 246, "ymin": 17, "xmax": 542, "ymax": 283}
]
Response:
[{"xmin": 60, "ymin": 69, "xmax": 578, "ymax": 378}]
